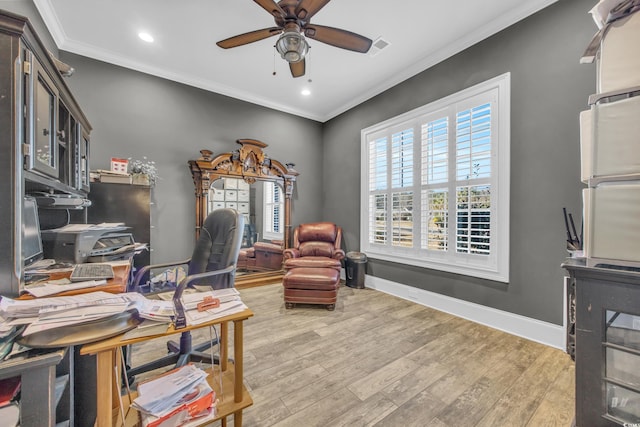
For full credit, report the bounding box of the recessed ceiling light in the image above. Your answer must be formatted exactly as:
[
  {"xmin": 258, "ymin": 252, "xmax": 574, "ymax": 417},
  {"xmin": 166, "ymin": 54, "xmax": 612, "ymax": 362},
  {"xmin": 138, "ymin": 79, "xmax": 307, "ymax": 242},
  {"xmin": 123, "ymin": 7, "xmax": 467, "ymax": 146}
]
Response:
[
  {"xmin": 301, "ymin": 88, "xmax": 311, "ymax": 96},
  {"xmin": 138, "ymin": 32, "xmax": 154, "ymax": 43}
]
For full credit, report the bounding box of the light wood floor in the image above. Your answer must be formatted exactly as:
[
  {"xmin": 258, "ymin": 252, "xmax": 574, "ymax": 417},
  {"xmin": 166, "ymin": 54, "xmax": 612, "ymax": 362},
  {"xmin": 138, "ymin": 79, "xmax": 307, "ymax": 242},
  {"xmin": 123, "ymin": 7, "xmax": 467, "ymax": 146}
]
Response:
[{"xmin": 131, "ymin": 282, "xmax": 575, "ymax": 427}]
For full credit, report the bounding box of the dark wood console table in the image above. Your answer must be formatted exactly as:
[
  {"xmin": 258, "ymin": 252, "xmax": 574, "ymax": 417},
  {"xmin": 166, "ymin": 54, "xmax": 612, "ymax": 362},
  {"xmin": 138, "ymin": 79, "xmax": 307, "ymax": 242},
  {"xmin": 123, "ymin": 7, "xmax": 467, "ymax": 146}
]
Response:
[{"xmin": 563, "ymin": 259, "xmax": 640, "ymax": 426}]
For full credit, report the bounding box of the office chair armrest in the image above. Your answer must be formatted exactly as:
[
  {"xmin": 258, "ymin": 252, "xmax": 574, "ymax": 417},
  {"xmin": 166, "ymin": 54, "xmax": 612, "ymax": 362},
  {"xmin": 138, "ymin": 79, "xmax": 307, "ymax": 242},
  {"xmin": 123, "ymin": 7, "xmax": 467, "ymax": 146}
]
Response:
[
  {"xmin": 130, "ymin": 259, "xmax": 191, "ymax": 292},
  {"xmin": 172, "ymin": 265, "xmax": 236, "ymax": 329}
]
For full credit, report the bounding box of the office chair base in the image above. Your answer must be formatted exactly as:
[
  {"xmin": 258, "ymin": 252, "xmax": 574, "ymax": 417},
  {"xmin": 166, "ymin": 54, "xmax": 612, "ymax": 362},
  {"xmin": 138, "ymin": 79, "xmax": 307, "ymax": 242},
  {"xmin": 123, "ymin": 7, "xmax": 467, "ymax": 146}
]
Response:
[
  {"xmin": 127, "ymin": 352, "xmax": 182, "ymax": 377},
  {"xmin": 126, "ymin": 331, "xmax": 223, "ymax": 379}
]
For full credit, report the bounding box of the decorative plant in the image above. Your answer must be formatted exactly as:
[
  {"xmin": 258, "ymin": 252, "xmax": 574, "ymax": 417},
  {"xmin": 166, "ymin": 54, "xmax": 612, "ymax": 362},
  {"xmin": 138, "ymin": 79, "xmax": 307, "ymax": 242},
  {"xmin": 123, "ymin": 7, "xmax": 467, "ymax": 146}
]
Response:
[{"xmin": 128, "ymin": 156, "xmax": 159, "ymax": 185}]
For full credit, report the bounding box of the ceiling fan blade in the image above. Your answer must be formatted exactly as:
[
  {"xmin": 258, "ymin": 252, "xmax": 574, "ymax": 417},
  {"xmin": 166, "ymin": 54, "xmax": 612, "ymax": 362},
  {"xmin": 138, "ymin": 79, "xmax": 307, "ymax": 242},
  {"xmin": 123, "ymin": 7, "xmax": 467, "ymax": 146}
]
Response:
[
  {"xmin": 217, "ymin": 27, "xmax": 283, "ymax": 49},
  {"xmin": 304, "ymin": 24, "xmax": 372, "ymax": 53},
  {"xmin": 295, "ymin": 0, "xmax": 331, "ymax": 20},
  {"xmin": 253, "ymin": 0, "xmax": 286, "ymax": 18},
  {"xmin": 289, "ymin": 59, "xmax": 306, "ymax": 78}
]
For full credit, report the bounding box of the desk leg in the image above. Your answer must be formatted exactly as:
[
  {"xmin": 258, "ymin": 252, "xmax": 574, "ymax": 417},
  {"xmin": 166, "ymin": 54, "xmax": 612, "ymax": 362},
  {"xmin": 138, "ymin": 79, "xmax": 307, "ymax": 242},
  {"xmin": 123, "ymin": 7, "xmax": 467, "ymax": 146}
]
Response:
[
  {"xmin": 96, "ymin": 349, "xmax": 116, "ymax": 427},
  {"xmin": 233, "ymin": 319, "xmax": 244, "ymax": 427},
  {"xmin": 233, "ymin": 319, "xmax": 243, "ymax": 402},
  {"xmin": 220, "ymin": 322, "xmax": 228, "ymax": 372}
]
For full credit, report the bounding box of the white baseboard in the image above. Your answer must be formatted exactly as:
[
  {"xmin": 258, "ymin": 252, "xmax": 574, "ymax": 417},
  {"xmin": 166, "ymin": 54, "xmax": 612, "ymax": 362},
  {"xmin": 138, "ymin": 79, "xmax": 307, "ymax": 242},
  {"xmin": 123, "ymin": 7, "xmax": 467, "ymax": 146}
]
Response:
[{"xmin": 364, "ymin": 275, "xmax": 566, "ymax": 350}]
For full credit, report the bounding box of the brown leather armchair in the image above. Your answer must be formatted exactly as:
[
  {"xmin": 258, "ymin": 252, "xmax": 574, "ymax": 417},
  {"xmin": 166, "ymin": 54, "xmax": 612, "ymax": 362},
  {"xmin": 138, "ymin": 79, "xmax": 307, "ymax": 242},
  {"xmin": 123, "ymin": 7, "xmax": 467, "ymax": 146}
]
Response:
[
  {"xmin": 284, "ymin": 222, "xmax": 345, "ymax": 269},
  {"xmin": 282, "ymin": 222, "xmax": 345, "ymax": 310}
]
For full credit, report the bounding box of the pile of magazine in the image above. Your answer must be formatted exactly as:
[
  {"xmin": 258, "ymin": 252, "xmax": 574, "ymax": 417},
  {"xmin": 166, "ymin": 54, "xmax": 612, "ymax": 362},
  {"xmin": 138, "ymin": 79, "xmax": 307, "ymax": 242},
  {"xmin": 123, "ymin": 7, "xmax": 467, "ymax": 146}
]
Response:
[{"xmin": 131, "ymin": 364, "xmax": 218, "ymax": 427}]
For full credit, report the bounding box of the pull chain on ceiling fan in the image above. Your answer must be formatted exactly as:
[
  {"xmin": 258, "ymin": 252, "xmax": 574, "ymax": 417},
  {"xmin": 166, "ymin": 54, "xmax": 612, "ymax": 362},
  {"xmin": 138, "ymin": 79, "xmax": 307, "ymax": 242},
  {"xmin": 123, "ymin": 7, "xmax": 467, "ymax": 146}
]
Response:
[{"xmin": 216, "ymin": 0, "xmax": 372, "ymax": 78}]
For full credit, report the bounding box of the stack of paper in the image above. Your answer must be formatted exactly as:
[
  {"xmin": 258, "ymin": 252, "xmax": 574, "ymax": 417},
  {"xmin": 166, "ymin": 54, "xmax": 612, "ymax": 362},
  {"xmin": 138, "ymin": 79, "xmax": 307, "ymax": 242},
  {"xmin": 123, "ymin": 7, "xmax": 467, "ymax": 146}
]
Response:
[
  {"xmin": 0, "ymin": 325, "xmax": 24, "ymax": 361},
  {"xmin": 22, "ymin": 278, "xmax": 107, "ymax": 298},
  {"xmin": 131, "ymin": 296, "xmax": 175, "ymax": 322},
  {"xmin": 180, "ymin": 288, "xmax": 248, "ymax": 326},
  {"xmin": 0, "ymin": 292, "xmax": 138, "ymax": 337},
  {"xmin": 157, "ymin": 287, "xmax": 247, "ymax": 326},
  {"xmin": 0, "ymin": 288, "xmax": 249, "ymax": 345},
  {"xmin": 91, "ymin": 169, "xmax": 132, "ymax": 184},
  {"xmin": 132, "ymin": 364, "xmax": 218, "ymax": 427}
]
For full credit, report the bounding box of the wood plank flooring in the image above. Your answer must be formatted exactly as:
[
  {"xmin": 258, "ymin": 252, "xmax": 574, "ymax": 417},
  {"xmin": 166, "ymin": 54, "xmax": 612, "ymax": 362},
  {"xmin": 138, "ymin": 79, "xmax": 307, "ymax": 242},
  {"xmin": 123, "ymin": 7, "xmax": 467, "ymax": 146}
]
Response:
[{"xmin": 130, "ymin": 282, "xmax": 575, "ymax": 427}]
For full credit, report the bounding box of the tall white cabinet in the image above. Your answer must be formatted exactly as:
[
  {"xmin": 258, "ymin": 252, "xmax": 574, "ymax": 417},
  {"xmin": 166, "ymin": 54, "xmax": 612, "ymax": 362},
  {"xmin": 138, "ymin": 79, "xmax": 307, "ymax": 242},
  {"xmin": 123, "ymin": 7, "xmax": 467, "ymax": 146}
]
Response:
[
  {"xmin": 567, "ymin": 4, "xmax": 640, "ymax": 426},
  {"xmin": 579, "ymin": 6, "xmax": 640, "ymax": 269},
  {"xmin": 209, "ymin": 177, "xmax": 251, "ymax": 224}
]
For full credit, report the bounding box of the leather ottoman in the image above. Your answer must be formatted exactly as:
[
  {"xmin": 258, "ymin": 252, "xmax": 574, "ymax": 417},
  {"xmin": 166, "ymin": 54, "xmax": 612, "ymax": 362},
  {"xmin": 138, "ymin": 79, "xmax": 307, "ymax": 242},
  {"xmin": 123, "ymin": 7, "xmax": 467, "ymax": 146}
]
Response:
[
  {"xmin": 283, "ymin": 267, "xmax": 340, "ymax": 310},
  {"xmin": 252, "ymin": 241, "xmax": 284, "ymax": 270}
]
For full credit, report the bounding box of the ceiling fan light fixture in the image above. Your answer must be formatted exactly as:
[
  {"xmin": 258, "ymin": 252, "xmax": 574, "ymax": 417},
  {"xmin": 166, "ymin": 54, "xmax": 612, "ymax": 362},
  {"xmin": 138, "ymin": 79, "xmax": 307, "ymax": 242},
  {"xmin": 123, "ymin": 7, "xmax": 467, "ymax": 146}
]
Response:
[
  {"xmin": 138, "ymin": 32, "xmax": 154, "ymax": 43},
  {"xmin": 275, "ymin": 30, "xmax": 309, "ymax": 63}
]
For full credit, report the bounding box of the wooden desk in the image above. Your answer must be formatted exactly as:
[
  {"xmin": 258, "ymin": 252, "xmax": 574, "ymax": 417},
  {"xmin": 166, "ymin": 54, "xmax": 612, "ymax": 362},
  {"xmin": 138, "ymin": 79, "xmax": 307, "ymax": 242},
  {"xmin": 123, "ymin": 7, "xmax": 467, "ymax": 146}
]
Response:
[
  {"xmin": 19, "ymin": 262, "xmax": 131, "ymax": 299},
  {"xmin": 81, "ymin": 308, "xmax": 254, "ymax": 427}
]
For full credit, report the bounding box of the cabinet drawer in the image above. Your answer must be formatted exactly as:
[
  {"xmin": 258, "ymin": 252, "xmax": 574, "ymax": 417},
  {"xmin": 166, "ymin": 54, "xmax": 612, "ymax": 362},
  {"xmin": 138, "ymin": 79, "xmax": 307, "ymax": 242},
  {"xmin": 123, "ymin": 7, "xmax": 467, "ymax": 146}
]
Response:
[
  {"xmin": 237, "ymin": 190, "xmax": 250, "ymax": 201},
  {"xmin": 210, "ymin": 201, "xmax": 225, "ymax": 210},
  {"xmin": 598, "ymin": 11, "xmax": 640, "ymax": 93},
  {"xmin": 584, "ymin": 184, "xmax": 640, "ymax": 263},
  {"xmin": 238, "ymin": 202, "xmax": 250, "ymax": 213},
  {"xmin": 211, "ymin": 189, "xmax": 224, "ymax": 201},
  {"xmin": 581, "ymin": 93, "xmax": 640, "ymax": 182}
]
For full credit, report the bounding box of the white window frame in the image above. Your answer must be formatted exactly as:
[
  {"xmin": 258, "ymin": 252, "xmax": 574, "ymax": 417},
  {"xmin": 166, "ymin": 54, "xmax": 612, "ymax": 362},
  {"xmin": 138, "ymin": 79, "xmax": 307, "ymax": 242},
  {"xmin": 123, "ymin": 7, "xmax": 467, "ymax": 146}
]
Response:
[
  {"xmin": 360, "ymin": 73, "xmax": 510, "ymax": 282},
  {"xmin": 263, "ymin": 181, "xmax": 284, "ymax": 241}
]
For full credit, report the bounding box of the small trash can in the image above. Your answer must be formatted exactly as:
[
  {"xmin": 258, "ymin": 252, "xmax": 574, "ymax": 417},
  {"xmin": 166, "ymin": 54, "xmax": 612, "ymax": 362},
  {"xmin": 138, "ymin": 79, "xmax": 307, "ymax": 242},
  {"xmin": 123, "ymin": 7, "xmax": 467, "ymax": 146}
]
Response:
[{"xmin": 345, "ymin": 251, "xmax": 367, "ymax": 289}]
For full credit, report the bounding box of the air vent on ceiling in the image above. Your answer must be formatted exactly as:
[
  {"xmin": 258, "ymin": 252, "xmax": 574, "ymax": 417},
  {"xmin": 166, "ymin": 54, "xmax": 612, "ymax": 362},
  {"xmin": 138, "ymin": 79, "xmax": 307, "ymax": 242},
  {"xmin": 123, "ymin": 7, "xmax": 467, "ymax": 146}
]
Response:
[{"xmin": 369, "ymin": 37, "xmax": 390, "ymax": 57}]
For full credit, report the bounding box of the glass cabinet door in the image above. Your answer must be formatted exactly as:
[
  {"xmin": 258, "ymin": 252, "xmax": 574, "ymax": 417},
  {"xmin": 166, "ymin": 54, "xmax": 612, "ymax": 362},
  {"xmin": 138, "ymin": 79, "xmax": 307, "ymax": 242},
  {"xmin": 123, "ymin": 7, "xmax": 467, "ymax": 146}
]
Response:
[
  {"xmin": 69, "ymin": 115, "xmax": 80, "ymax": 189},
  {"xmin": 604, "ymin": 310, "xmax": 640, "ymax": 424},
  {"xmin": 31, "ymin": 60, "xmax": 58, "ymax": 177},
  {"xmin": 79, "ymin": 129, "xmax": 90, "ymax": 192},
  {"xmin": 57, "ymin": 101, "xmax": 70, "ymax": 185}
]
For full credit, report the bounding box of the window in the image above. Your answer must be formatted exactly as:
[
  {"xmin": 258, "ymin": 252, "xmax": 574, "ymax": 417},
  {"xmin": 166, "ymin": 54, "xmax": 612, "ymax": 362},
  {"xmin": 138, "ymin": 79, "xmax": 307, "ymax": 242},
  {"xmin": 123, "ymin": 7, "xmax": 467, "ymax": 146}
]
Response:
[
  {"xmin": 361, "ymin": 73, "xmax": 510, "ymax": 282},
  {"xmin": 263, "ymin": 181, "xmax": 284, "ymax": 240}
]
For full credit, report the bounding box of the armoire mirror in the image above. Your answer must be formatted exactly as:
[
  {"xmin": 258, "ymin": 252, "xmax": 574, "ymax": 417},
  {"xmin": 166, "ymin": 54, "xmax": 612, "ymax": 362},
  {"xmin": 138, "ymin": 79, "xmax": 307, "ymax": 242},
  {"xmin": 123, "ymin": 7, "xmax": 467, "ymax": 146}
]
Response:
[{"xmin": 189, "ymin": 139, "xmax": 298, "ymax": 288}]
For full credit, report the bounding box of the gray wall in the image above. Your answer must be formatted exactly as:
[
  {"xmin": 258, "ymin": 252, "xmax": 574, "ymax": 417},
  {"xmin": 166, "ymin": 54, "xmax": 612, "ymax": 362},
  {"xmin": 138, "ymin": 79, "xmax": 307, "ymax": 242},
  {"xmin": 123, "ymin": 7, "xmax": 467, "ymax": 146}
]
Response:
[
  {"xmin": 0, "ymin": 1, "xmax": 56, "ymax": 53},
  {"xmin": 55, "ymin": 54, "xmax": 324, "ymax": 263},
  {"xmin": 322, "ymin": 0, "xmax": 595, "ymax": 325}
]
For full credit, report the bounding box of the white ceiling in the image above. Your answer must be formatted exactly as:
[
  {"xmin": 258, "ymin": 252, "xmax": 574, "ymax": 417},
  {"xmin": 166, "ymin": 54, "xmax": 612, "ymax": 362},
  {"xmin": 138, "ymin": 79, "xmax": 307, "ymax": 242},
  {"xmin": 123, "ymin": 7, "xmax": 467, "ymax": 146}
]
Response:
[{"xmin": 34, "ymin": 0, "xmax": 557, "ymax": 122}]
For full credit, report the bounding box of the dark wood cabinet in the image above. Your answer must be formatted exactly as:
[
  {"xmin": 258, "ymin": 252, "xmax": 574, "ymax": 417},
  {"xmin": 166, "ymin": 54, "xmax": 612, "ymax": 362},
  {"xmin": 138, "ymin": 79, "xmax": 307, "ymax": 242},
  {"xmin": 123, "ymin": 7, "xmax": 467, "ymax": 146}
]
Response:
[
  {"xmin": 87, "ymin": 182, "xmax": 152, "ymax": 279},
  {"xmin": 564, "ymin": 260, "xmax": 640, "ymax": 426},
  {"xmin": 0, "ymin": 9, "xmax": 91, "ymax": 297}
]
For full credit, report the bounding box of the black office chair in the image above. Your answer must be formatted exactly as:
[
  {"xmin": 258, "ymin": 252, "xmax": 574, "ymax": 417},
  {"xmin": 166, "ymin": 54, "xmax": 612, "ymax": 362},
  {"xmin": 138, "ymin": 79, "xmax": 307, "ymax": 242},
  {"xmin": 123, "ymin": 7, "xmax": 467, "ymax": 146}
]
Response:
[{"xmin": 127, "ymin": 208, "xmax": 244, "ymax": 376}]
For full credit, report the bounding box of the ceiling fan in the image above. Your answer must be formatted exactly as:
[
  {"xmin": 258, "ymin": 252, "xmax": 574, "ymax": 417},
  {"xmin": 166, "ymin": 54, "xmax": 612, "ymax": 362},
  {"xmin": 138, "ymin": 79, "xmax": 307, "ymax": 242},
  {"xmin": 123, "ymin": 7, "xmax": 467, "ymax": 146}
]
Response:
[{"xmin": 216, "ymin": 0, "xmax": 373, "ymax": 78}]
